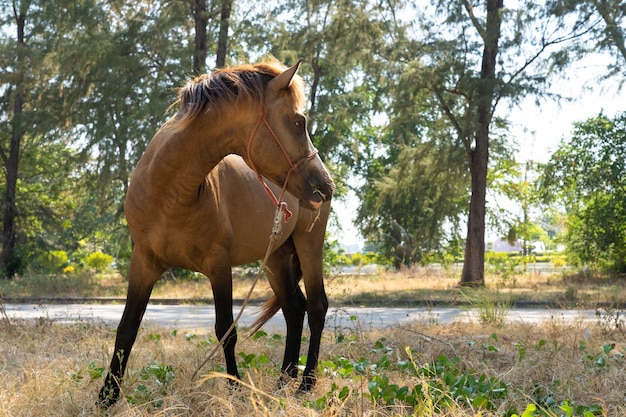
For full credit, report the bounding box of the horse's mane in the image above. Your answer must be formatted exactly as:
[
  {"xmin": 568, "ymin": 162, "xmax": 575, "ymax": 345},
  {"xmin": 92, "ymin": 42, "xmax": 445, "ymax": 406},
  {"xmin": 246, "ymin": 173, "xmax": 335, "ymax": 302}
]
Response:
[{"xmin": 169, "ymin": 59, "xmax": 305, "ymax": 129}]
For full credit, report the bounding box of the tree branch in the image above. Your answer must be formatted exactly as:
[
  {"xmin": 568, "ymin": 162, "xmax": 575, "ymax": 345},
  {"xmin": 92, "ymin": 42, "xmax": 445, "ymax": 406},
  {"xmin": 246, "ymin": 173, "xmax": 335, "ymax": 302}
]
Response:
[
  {"xmin": 433, "ymin": 87, "xmax": 464, "ymax": 139},
  {"xmin": 462, "ymin": 0, "xmax": 486, "ymax": 41},
  {"xmin": 593, "ymin": 0, "xmax": 626, "ymax": 66},
  {"xmin": 432, "ymin": 86, "xmax": 472, "ymax": 161},
  {"xmin": 502, "ymin": 20, "xmax": 599, "ymax": 91}
]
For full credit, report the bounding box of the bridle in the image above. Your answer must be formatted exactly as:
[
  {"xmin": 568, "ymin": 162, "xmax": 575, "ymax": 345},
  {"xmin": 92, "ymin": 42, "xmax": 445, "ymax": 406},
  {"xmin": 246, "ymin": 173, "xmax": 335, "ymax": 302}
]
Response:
[{"xmin": 246, "ymin": 111, "xmax": 318, "ymax": 222}]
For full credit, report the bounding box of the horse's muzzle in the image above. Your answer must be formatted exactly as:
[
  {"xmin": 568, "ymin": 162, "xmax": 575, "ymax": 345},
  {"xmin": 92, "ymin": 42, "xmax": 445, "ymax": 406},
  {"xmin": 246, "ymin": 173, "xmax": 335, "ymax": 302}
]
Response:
[{"xmin": 305, "ymin": 173, "xmax": 334, "ymax": 209}]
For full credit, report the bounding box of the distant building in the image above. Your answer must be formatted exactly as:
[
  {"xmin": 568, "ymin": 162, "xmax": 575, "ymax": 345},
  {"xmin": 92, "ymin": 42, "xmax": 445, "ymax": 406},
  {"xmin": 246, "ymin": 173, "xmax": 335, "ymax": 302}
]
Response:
[{"xmin": 491, "ymin": 238, "xmax": 522, "ymax": 253}]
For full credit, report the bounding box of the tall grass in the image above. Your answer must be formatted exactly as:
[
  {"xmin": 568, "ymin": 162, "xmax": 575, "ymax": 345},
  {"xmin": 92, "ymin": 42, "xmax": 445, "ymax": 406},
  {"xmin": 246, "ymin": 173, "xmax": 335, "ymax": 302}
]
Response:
[{"xmin": 460, "ymin": 288, "xmax": 512, "ymax": 327}]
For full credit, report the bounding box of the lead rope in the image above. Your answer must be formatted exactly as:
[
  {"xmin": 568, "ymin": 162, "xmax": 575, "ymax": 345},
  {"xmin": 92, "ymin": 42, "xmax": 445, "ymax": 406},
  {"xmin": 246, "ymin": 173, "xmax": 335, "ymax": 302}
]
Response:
[
  {"xmin": 191, "ymin": 201, "xmax": 287, "ymax": 381},
  {"xmin": 192, "ymin": 112, "xmax": 317, "ymax": 380}
]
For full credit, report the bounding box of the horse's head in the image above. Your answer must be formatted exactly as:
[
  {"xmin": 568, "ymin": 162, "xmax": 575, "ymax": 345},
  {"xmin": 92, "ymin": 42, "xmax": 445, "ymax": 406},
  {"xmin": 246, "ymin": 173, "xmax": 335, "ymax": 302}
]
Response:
[{"xmin": 246, "ymin": 61, "xmax": 335, "ymax": 210}]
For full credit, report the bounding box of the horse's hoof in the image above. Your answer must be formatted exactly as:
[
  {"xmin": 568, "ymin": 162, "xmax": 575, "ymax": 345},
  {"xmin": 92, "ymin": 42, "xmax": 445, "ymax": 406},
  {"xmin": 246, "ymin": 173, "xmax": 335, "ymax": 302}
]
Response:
[
  {"xmin": 296, "ymin": 375, "xmax": 316, "ymax": 393},
  {"xmin": 227, "ymin": 377, "xmax": 242, "ymax": 392},
  {"xmin": 97, "ymin": 385, "xmax": 120, "ymax": 409},
  {"xmin": 276, "ymin": 371, "xmax": 296, "ymax": 390}
]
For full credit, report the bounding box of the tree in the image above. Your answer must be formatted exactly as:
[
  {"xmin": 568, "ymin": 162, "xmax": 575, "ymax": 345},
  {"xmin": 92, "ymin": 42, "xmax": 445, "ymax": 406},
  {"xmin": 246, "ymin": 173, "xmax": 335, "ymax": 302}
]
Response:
[
  {"xmin": 190, "ymin": 0, "xmax": 208, "ymax": 74},
  {"xmin": 540, "ymin": 113, "xmax": 626, "ymax": 272},
  {"xmin": 247, "ymin": 0, "xmax": 400, "ymax": 167},
  {"xmin": 0, "ymin": 0, "xmax": 86, "ymax": 277},
  {"xmin": 60, "ymin": 1, "xmax": 193, "ymax": 259},
  {"xmin": 0, "ymin": 0, "xmax": 197, "ymax": 274},
  {"xmin": 459, "ymin": 0, "xmax": 504, "ymax": 286},
  {"xmin": 216, "ymin": 0, "xmax": 232, "ymax": 68},
  {"xmin": 384, "ymin": 2, "xmax": 595, "ymax": 284},
  {"xmin": 549, "ymin": 0, "xmax": 626, "ymax": 79},
  {"xmin": 0, "ymin": 0, "xmax": 27, "ymax": 278}
]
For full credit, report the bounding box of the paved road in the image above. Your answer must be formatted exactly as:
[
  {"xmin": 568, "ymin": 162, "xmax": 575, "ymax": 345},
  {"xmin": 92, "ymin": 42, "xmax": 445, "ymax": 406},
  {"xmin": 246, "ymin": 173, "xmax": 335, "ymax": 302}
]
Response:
[{"xmin": 2, "ymin": 303, "xmax": 601, "ymax": 331}]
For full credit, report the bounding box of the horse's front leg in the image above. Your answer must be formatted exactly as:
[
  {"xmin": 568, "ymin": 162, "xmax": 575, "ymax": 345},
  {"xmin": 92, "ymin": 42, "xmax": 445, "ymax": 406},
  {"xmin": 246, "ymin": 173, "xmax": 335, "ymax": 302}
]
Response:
[
  {"xmin": 209, "ymin": 264, "xmax": 240, "ymax": 381},
  {"xmin": 98, "ymin": 252, "xmax": 163, "ymax": 408}
]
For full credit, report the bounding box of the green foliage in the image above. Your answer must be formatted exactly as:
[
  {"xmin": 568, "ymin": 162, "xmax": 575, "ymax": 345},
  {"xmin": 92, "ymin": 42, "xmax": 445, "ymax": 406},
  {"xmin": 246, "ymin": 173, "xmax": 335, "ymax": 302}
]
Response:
[
  {"xmin": 126, "ymin": 361, "xmax": 175, "ymax": 408},
  {"xmin": 485, "ymin": 252, "xmax": 523, "ymax": 279},
  {"xmin": 0, "ymin": 0, "xmax": 620, "ymax": 277},
  {"xmin": 84, "ymin": 251, "xmax": 113, "ymax": 272},
  {"xmin": 68, "ymin": 361, "xmax": 104, "ymax": 382},
  {"xmin": 510, "ymin": 399, "xmax": 604, "ymax": 417},
  {"xmin": 37, "ymin": 250, "xmax": 69, "ymax": 272},
  {"xmin": 540, "ymin": 113, "xmax": 626, "ymax": 272},
  {"xmin": 316, "ymin": 352, "xmax": 509, "ymax": 413},
  {"xmin": 237, "ymin": 351, "xmax": 269, "ymax": 369}
]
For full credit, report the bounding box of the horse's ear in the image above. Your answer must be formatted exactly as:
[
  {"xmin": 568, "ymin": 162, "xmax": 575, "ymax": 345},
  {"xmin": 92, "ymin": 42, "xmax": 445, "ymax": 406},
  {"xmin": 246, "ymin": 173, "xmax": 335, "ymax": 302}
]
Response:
[{"xmin": 268, "ymin": 59, "xmax": 302, "ymax": 92}]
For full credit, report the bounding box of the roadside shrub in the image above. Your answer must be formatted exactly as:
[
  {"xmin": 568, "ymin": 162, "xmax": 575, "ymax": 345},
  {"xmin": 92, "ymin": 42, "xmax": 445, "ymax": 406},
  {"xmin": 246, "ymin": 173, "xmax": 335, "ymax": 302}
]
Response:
[
  {"xmin": 552, "ymin": 255, "xmax": 567, "ymax": 268},
  {"xmin": 85, "ymin": 251, "xmax": 113, "ymax": 272},
  {"xmin": 37, "ymin": 250, "xmax": 69, "ymax": 272},
  {"xmin": 485, "ymin": 252, "xmax": 521, "ymax": 279}
]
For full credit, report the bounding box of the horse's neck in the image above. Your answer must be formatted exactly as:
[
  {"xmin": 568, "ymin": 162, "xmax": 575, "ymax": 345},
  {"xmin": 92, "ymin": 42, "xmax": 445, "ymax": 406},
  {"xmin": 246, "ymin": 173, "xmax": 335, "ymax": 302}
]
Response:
[{"xmin": 142, "ymin": 116, "xmax": 248, "ymax": 204}]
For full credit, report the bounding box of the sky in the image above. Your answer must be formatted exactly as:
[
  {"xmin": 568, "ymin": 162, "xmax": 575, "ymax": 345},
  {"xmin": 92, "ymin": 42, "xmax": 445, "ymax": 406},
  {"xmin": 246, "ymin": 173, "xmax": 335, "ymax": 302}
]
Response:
[{"xmin": 330, "ymin": 54, "xmax": 626, "ymax": 251}]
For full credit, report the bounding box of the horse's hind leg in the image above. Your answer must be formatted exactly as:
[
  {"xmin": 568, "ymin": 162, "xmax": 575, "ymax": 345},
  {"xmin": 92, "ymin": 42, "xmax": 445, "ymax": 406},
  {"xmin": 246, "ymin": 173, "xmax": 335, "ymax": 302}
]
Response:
[
  {"xmin": 98, "ymin": 251, "xmax": 163, "ymax": 408},
  {"xmin": 298, "ymin": 279, "xmax": 327, "ymax": 391},
  {"xmin": 265, "ymin": 250, "xmax": 306, "ymax": 384},
  {"xmin": 293, "ymin": 202, "xmax": 331, "ymax": 392}
]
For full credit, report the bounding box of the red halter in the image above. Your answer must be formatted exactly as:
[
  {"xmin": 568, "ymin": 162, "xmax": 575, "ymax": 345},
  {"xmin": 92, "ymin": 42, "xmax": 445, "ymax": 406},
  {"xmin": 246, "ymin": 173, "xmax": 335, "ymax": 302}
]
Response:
[{"xmin": 246, "ymin": 111, "xmax": 318, "ymax": 222}]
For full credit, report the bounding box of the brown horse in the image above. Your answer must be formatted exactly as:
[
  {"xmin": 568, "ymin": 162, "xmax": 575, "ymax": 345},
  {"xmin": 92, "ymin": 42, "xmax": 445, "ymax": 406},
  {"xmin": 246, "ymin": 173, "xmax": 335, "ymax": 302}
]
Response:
[{"xmin": 98, "ymin": 60, "xmax": 335, "ymax": 407}]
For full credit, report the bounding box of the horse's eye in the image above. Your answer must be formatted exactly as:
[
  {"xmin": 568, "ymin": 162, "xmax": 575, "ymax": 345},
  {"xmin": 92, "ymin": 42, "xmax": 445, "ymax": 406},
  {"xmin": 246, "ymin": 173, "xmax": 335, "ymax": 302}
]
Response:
[{"xmin": 295, "ymin": 118, "xmax": 306, "ymax": 132}]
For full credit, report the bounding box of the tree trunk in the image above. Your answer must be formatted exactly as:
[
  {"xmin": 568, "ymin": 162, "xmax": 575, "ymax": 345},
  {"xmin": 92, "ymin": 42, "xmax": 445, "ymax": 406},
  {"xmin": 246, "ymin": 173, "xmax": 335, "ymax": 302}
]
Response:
[
  {"xmin": 2, "ymin": 5, "xmax": 26, "ymax": 279},
  {"xmin": 191, "ymin": 0, "xmax": 207, "ymax": 75},
  {"xmin": 216, "ymin": 0, "xmax": 232, "ymax": 68},
  {"xmin": 459, "ymin": 0, "xmax": 503, "ymax": 286}
]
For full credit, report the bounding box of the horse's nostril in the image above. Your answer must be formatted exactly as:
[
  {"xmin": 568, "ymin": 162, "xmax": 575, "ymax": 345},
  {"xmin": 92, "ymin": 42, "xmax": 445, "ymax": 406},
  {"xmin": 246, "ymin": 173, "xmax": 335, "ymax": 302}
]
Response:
[{"xmin": 313, "ymin": 188, "xmax": 327, "ymax": 201}]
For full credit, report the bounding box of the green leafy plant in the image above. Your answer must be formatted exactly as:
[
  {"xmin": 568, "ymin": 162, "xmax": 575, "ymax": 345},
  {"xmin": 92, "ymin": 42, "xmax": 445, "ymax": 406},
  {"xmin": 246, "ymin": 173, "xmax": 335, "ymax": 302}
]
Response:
[
  {"xmin": 84, "ymin": 251, "xmax": 113, "ymax": 272},
  {"xmin": 126, "ymin": 361, "xmax": 175, "ymax": 408},
  {"xmin": 38, "ymin": 250, "xmax": 69, "ymax": 272},
  {"xmin": 238, "ymin": 352, "xmax": 269, "ymax": 369}
]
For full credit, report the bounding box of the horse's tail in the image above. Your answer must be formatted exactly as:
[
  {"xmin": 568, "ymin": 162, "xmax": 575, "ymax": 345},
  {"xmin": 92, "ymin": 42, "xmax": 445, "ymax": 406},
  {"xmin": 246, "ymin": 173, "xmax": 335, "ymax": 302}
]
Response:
[
  {"xmin": 249, "ymin": 253, "xmax": 302, "ymax": 335},
  {"xmin": 248, "ymin": 295, "xmax": 281, "ymax": 335}
]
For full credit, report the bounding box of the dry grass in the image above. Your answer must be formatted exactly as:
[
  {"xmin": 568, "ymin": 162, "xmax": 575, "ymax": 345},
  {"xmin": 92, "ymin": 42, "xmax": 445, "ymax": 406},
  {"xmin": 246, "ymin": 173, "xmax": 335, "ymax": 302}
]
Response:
[
  {"xmin": 1, "ymin": 311, "xmax": 625, "ymax": 416},
  {"xmin": 324, "ymin": 267, "xmax": 626, "ymax": 308}
]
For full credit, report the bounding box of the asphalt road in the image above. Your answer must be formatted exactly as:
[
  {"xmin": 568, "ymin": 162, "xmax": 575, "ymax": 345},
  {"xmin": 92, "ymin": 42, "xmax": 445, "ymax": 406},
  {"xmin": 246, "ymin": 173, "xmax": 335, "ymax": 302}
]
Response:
[{"xmin": 2, "ymin": 303, "xmax": 600, "ymax": 331}]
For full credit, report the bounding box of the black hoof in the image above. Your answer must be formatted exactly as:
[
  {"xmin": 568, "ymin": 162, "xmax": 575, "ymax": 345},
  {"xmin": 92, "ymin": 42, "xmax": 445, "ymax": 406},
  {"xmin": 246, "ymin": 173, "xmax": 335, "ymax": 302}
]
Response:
[
  {"xmin": 277, "ymin": 371, "xmax": 296, "ymax": 389},
  {"xmin": 97, "ymin": 384, "xmax": 120, "ymax": 409},
  {"xmin": 296, "ymin": 374, "xmax": 316, "ymax": 393},
  {"xmin": 227, "ymin": 376, "xmax": 242, "ymax": 391}
]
